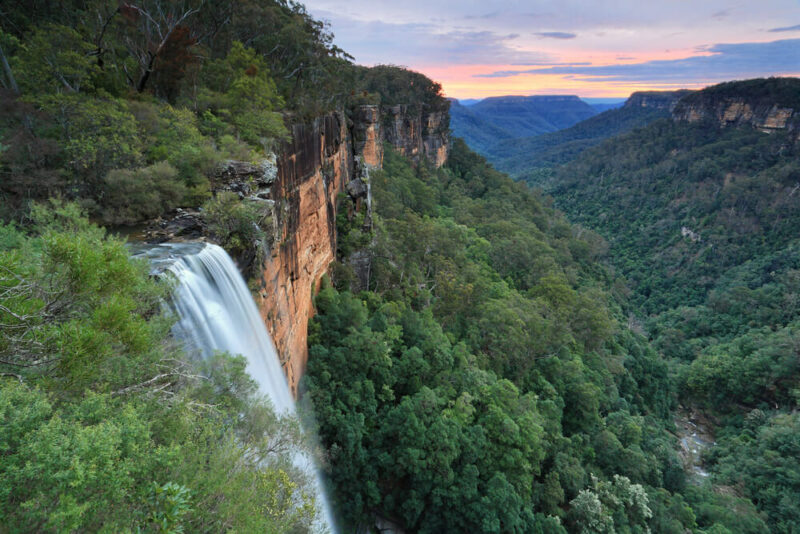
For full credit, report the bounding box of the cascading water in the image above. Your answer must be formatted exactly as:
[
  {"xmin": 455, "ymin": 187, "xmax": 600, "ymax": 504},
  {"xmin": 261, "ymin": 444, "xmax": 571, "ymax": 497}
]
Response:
[
  {"xmin": 168, "ymin": 244, "xmax": 295, "ymax": 415},
  {"xmin": 134, "ymin": 242, "xmax": 335, "ymax": 532}
]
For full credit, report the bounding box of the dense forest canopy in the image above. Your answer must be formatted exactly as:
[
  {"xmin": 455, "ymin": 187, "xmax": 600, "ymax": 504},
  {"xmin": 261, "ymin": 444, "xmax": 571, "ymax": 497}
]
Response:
[
  {"xmin": 1, "ymin": 0, "xmax": 798, "ymax": 532},
  {"xmin": 541, "ymin": 78, "xmax": 800, "ymax": 533},
  {"xmin": 303, "ymin": 141, "xmax": 770, "ymax": 532},
  {"xmin": 0, "ymin": 0, "xmax": 447, "ymax": 223}
]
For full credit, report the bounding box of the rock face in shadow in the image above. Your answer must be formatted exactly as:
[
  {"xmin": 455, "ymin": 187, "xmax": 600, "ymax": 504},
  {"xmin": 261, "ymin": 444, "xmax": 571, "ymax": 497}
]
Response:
[
  {"xmin": 256, "ymin": 105, "xmax": 449, "ymax": 394},
  {"xmin": 382, "ymin": 105, "xmax": 449, "ymax": 167},
  {"xmin": 624, "ymin": 90, "xmax": 694, "ymax": 112},
  {"xmin": 672, "ymin": 78, "xmax": 800, "ymax": 135}
]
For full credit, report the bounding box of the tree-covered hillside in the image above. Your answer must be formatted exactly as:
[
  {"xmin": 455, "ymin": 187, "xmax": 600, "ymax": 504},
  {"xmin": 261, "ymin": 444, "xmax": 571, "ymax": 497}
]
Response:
[
  {"xmin": 448, "ymin": 99, "xmax": 517, "ymax": 154},
  {"xmin": 0, "ymin": 0, "xmax": 446, "ymax": 225},
  {"xmin": 545, "ymin": 77, "xmax": 800, "ymax": 533},
  {"xmin": 302, "ymin": 141, "xmax": 768, "ymax": 533},
  {"xmin": 449, "ymin": 95, "xmax": 598, "ymax": 155},
  {"xmin": 0, "ymin": 204, "xmax": 321, "ymax": 532},
  {"xmin": 471, "ymin": 90, "xmax": 692, "ymax": 187},
  {"xmin": 470, "ymin": 95, "xmax": 598, "ymax": 136},
  {"xmin": 487, "ymin": 104, "xmax": 671, "ymax": 182}
]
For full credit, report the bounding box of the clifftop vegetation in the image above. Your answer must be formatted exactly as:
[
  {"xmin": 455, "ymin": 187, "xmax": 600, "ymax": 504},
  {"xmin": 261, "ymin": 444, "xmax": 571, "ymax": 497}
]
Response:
[
  {"xmin": 675, "ymin": 77, "xmax": 800, "ymax": 109},
  {"xmin": 0, "ymin": 0, "xmax": 448, "ymax": 225}
]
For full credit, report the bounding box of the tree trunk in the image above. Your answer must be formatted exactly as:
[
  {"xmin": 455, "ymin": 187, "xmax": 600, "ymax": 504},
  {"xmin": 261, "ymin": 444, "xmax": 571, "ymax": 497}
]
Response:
[{"xmin": 0, "ymin": 43, "xmax": 20, "ymax": 95}]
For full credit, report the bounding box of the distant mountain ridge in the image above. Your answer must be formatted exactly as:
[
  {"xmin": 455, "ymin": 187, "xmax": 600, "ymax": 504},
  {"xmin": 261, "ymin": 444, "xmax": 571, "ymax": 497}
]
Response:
[
  {"xmin": 482, "ymin": 89, "xmax": 692, "ymax": 182},
  {"xmin": 449, "ymin": 94, "xmax": 598, "ymax": 153},
  {"xmin": 469, "ymin": 95, "xmax": 598, "ymax": 137},
  {"xmin": 447, "ymin": 99, "xmax": 517, "ymax": 154}
]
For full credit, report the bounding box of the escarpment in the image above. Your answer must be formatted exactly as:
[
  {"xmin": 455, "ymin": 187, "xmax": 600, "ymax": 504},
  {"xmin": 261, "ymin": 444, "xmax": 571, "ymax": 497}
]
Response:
[
  {"xmin": 624, "ymin": 89, "xmax": 693, "ymax": 111},
  {"xmin": 382, "ymin": 105, "xmax": 450, "ymax": 167},
  {"xmin": 672, "ymin": 77, "xmax": 800, "ymax": 134},
  {"xmin": 257, "ymin": 104, "xmax": 449, "ymax": 394}
]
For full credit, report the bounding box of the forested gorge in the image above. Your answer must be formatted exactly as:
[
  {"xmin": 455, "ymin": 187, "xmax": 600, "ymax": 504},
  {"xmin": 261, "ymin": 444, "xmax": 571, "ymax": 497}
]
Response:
[
  {"xmin": 0, "ymin": 1, "xmax": 796, "ymax": 532},
  {"xmin": 542, "ymin": 78, "xmax": 800, "ymax": 533},
  {"xmin": 306, "ymin": 141, "xmax": 772, "ymax": 533}
]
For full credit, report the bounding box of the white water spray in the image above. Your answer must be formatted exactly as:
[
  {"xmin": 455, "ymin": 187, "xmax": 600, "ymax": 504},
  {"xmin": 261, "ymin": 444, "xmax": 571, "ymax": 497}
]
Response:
[{"xmin": 135, "ymin": 242, "xmax": 335, "ymax": 532}]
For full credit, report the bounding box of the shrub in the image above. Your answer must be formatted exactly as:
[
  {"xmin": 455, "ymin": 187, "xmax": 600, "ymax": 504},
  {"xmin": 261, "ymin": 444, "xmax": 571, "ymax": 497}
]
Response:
[
  {"xmin": 129, "ymin": 101, "xmax": 217, "ymax": 190},
  {"xmin": 33, "ymin": 94, "xmax": 142, "ymax": 183},
  {"xmin": 201, "ymin": 192, "xmax": 271, "ymax": 273},
  {"xmin": 99, "ymin": 161, "xmax": 185, "ymax": 225}
]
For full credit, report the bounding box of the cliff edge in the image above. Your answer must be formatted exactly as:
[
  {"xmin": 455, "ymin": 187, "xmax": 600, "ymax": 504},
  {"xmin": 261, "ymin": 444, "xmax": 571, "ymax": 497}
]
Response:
[
  {"xmin": 672, "ymin": 77, "xmax": 800, "ymax": 134},
  {"xmin": 257, "ymin": 104, "xmax": 449, "ymax": 394},
  {"xmin": 624, "ymin": 90, "xmax": 693, "ymax": 111}
]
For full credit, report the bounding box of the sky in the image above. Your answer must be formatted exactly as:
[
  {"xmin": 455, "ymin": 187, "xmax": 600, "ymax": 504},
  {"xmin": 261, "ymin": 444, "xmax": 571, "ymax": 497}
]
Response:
[{"xmin": 301, "ymin": 0, "xmax": 800, "ymax": 99}]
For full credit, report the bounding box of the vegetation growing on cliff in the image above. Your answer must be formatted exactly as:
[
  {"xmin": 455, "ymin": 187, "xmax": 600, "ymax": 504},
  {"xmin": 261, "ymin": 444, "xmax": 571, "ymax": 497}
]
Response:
[{"xmin": 0, "ymin": 203, "xmax": 319, "ymax": 532}]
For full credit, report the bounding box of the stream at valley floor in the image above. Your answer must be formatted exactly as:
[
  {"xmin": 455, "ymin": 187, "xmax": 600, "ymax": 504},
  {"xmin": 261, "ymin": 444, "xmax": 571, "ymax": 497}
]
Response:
[{"xmin": 675, "ymin": 406, "xmax": 717, "ymax": 482}]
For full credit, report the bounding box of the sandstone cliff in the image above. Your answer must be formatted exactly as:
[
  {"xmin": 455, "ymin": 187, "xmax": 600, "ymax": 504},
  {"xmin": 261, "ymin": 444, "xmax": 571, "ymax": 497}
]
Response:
[
  {"xmin": 382, "ymin": 105, "xmax": 449, "ymax": 167},
  {"xmin": 672, "ymin": 78, "xmax": 800, "ymax": 134},
  {"xmin": 624, "ymin": 90, "xmax": 693, "ymax": 111},
  {"xmin": 256, "ymin": 105, "xmax": 449, "ymax": 394}
]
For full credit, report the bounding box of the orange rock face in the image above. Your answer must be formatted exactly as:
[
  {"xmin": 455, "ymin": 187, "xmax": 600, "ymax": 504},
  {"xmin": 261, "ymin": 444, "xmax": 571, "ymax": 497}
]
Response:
[
  {"xmin": 355, "ymin": 105, "xmax": 384, "ymax": 168},
  {"xmin": 256, "ymin": 106, "xmax": 450, "ymax": 395},
  {"xmin": 256, "ymin": 113, "xmax": 351, "ymax": 396}
]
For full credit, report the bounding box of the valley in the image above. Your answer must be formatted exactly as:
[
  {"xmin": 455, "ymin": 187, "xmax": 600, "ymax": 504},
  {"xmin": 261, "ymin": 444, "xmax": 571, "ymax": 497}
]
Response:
[
  {"xmin": 0, "ymin": 1, "xmax": 798, "ymax": 532},
  {"xmin": 457, "ymin": 77, "xmax": 800, "ymax": 533}
]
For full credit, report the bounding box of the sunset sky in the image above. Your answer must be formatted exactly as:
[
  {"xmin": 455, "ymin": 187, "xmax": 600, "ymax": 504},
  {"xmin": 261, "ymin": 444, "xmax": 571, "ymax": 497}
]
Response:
[{"xmin": 302, "ymin": 0, "xmax": 800, "ymax": 99}]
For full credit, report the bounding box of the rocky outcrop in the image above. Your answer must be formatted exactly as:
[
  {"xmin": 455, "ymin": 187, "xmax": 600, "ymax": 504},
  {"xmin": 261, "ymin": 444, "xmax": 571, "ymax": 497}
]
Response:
[
  {"xmin": 352, "ymin": 105, "xmax": 384, "ymax": 168},
  {"xmin": 382, "ymin": 105, "xmax": 449, "ymax": 167},
  {"xmin": 672, "ymin": 78, "xmax": 800, "ymax": 134},
  {"xmin": 252, "ymin": 103, "xmax": 449, "ymax": 395},
  {"xmin": 674, "ymin": 99, "xmax": 798, "ymax": 133},
  {"xmin": 624, "ymin": 90, "xmax": 693, "ymax": 111},
  {"xmin": 211, "ymin": 159, "xmax": 278, "ymax": 200},
  {"xmin": 423, "ymin": 110, "xmax": 449, "ymax": 168},
  {"xmin": 144, "ymin": 208, "xmax": 205, "ymax": 242},
  {"xmin": 255, "ymin": 113, "xmax": 351, "ymax": 396}
]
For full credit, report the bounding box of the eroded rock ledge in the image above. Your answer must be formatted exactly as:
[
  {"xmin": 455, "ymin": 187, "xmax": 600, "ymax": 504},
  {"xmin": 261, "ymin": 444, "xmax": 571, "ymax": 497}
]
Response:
[
  {"xmin": 256, "ymin": 104, "xmax": 449, "ymax": 395},
  {"xmin": 672, "ymin": 78, "xmax": 800, "ymax": 135}
]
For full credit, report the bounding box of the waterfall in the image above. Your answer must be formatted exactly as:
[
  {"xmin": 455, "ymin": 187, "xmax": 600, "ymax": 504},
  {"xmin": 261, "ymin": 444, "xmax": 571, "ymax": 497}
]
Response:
[
  {"xmin": 135, "ymin": 242, "xmax": 335, "ymax": 532},
  {"xmin": 168, "ymin": 244, "xmax": 295, "ymax": 415}
]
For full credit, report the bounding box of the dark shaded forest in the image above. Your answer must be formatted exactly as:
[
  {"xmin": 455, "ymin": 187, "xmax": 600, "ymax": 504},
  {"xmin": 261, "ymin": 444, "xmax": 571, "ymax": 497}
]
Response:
[{"xmin": 544, "ymin": 81, "xmax": 800, "ymax": 533}]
